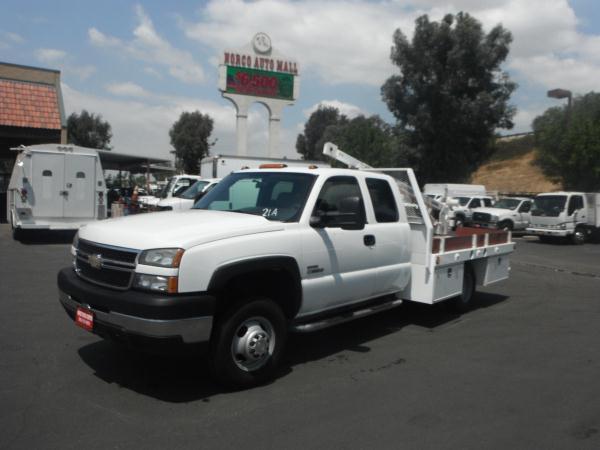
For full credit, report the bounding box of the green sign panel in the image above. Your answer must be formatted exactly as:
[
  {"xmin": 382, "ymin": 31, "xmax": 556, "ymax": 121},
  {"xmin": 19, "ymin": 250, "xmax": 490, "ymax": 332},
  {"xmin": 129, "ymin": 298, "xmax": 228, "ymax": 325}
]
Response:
[{"xmin": 226, "ymin": 66, "xmax": 294, "ymax": 100}]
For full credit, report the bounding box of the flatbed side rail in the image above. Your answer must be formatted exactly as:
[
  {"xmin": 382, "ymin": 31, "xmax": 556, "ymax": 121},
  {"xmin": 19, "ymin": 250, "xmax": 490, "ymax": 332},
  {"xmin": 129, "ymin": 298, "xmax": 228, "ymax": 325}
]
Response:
[{"xmin": 432, "ymin": 227, "xmax": 512, "ymax": 254}]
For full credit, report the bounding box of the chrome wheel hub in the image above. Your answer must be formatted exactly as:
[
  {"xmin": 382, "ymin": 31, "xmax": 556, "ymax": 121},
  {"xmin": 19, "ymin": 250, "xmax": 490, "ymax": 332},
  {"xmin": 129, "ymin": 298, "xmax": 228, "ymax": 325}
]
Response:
[{"xmin": 231, "ymin": 317, "xmax": 275, "ymax": 372}]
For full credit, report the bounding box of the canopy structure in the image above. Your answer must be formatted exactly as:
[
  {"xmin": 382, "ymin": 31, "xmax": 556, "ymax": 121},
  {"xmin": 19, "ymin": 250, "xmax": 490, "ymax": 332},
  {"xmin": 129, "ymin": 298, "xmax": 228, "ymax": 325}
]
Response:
[{"xmin": 97, "ymin": 149, "xmax": 174, "ymax": 173}]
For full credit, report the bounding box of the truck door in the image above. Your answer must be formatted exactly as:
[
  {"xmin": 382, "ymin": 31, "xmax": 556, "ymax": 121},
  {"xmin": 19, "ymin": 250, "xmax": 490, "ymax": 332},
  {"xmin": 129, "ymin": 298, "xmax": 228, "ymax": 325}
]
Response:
[
  {"xmin": 517, "ymin": 201, "xmax": 532, "ymax": 229},
  {"xmin": 31, "ymin": 153, "xmax": 65, "ymax": 217},
  {"xmin": 567, "ymin": 195, "xmax": 585, "ymax": 224},
  {"xmin": 364, "ymin": 177, "xmax": 411, "ymax": 296},
  {"xmin": 300, "ymin": 175, "xmax": 375, "ymax": 312},
  {"xmin": 63, "ymin": 155, "xmax": 96, "ymax": 218}
]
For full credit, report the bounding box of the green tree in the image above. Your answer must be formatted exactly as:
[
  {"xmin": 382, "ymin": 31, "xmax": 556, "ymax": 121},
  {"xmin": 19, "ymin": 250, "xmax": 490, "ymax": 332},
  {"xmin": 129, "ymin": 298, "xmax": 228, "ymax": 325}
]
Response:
[
  {"xmin": 296, "ymin": 106, "xmax": 347, "ymax": 160},
  {"xmin": 67, "ymin": 110, "xmax": 112, "ymax": 149},
  {"xmin": 533, "ymin": 93, "xmax": 600, "ymax": 191},
  {"xmin": 169, "ymin": 111, "xmax": 214, "ymax": 174},
  {"xmin": 382, "ymin": 12, "xmax": 516, "ymax": 182},
  {"xmin": 322, "ymin": 115, "xmax": 416, "ymax": 168}
]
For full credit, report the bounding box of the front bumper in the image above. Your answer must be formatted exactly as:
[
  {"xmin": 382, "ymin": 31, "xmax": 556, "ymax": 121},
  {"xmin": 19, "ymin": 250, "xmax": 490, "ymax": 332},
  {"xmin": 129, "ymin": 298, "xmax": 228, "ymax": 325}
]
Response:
[
  {"xmin": 526, "ymin": 227, "xmax": 569, "ymax": 237},
  {"xmin": 471, "ymin": 221, "xmax": 498, "ymax": 229},
  {"xmin": 58, "ymin": 267, "xmax": 214, "ymax": 344}
]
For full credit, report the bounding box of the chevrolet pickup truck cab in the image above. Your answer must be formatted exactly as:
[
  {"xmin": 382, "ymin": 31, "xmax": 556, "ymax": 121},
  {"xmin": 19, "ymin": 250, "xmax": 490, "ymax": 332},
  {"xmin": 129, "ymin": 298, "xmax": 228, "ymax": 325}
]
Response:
[
  {"xmin": 58, "ymin": 165, "xmax": 515, "ymax": 387},
  {"xmin": 155, "ymin": 178, "xmax": 220, "ymax": 211},
  {"xmin": 471, "ymin": 197, "xmax": 532, "ymax": 231},
  {"xmin": 526, "ymin": 192, "xmax": 600, "ymax": 244}
]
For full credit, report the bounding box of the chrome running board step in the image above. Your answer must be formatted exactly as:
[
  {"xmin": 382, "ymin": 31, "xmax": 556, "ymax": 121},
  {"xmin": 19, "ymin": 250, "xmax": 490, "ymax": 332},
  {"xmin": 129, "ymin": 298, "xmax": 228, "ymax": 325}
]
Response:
[{"xmin": 292, "ymin": 298, "xmax": 403, "ymax": 333}]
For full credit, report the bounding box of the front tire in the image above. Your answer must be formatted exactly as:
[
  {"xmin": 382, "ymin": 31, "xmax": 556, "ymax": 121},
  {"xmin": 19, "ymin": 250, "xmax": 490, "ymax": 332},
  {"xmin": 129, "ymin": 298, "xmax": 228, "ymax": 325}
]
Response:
[
  {"xmin": 498, "ymin": 220, "xmax": 513, "ymax": 232},
  {"xmin": 209, "ymin": 297, "xmax": 287, "ymax": 389},
  {"xmin": 571, "ymin": 227, "xmax": 586, "ymax": 245}
]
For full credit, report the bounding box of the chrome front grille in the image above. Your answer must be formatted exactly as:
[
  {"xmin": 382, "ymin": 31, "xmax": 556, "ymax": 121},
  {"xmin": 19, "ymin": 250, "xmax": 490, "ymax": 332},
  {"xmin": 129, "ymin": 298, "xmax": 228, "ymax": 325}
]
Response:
[
  {"xmin": 472, "ymin": 212, "xmax": 492, "ymax": 223},
  {"xmin": 75, "ymin": 239, "xmax": 139, "ymax": 290}
]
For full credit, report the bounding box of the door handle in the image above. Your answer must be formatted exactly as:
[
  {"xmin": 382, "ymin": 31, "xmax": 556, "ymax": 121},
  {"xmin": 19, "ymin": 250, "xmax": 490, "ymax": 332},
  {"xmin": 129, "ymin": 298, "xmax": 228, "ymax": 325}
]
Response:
[
  {"xmin": 364, "ymin": 235, "xmax": 376, "ymax": 246},
  {"xmin": 66, "ymin": 183, "xmax": 73, "ymax": 188}
]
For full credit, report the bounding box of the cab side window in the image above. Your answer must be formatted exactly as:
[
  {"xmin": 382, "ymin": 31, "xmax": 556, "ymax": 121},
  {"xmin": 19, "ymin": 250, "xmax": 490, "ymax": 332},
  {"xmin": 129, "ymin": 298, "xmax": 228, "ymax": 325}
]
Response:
[
  {"xmin": 314, "ymin": 176, "xmax": 365, "ymax": 221},
  {"xmin": 483, "ymin": 198, "xmax": 493, "ymax": 207},
  {"xmin": 519, "ymin": 201, "xmax": 531, "ymax": 213},
  {"xmin": 567, "ymin": 195, "xmax": 584, "ymax": 215},
  {"xmin": 366, "ymin": 178, "xmax": 398, "ymax": 222},
  {"xmin": 470, "ymin": 198, "xmax": 481, "ymax": 208}
]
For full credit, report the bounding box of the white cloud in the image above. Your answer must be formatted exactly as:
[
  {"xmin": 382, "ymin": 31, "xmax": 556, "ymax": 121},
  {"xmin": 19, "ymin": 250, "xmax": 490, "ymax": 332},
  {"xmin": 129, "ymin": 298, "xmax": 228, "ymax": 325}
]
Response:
[
  {"xmin": 106, "ymin": 82, "xmax": 151, "ymax": 98},
  {"xmin": 61, "ymin": 83, "xmax": 298, "ymax": 161},
  {"xmin": 35, "ymin": 48, "xmax": 67, "ymax": 64},
  {"xmin": 143, "ymin": 67, "xmax": 163, "ymax": 79},
  {"xmin": 33, "ymin": 48, "xmax": 96, "ymax": 80},
  {"xmin": 303, "ymin": 100, "xmax": 366, "ymax": 119},
  {"xmin": 181, "ymin": 0, "xmax": 415, "ymax": 86},
  {"xmin": 5, "ymin": 31, "xmax": 24, "ymax": 44},
  {"xmin": 88, "ymin": 5, "xmax": 205, "ymax": 84}
]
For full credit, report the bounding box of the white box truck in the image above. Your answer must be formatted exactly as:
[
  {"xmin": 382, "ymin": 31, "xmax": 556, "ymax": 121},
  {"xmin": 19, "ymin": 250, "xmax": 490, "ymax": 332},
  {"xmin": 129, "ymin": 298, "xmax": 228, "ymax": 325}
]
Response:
[
  {"xmin": 200, "ymin": 154, "xmax": 328, "ymax": 178},
  {"xmin": 8, "ymin": 144, "xmax": 107, "ymax": 238},
  {"xmin": 527, "ymin": 191, "xmax": 600, "ymax": 244}
]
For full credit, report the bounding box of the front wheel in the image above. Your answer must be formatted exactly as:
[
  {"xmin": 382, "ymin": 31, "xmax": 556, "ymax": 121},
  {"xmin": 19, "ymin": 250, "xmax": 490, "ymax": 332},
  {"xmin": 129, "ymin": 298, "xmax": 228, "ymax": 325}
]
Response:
[
  {"xmin": 571, "ymin": 227, "xmax": 586, "ymax": 245},
  {"xmin": 209, "ymin": 297, "xmax": 287, "ymax": 389},
  {"xmin": 497, "ymin": 220, "xmax": 513, "ymax": 232}
]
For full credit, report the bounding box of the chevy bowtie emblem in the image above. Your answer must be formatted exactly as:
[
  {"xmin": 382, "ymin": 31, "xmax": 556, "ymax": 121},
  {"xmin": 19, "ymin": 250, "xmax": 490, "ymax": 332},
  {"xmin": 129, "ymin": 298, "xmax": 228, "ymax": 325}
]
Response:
[{"xmin": 88, "ymin": 254, "xmax": 103, "ymax": 269}]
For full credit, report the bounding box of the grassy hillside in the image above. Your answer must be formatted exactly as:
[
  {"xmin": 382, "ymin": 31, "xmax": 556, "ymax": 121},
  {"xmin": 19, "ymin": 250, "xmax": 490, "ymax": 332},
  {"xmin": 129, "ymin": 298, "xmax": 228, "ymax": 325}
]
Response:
[{"xmin": 470, "ymin": 134, "xmax": 561, "ymax": 194}]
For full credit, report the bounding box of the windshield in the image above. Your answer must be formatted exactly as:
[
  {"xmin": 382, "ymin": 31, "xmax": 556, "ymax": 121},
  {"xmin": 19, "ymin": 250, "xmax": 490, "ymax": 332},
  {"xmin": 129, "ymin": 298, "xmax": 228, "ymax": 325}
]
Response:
[
  {"xmin": 179, "ymin": 181, "xmax": 210, "ymax": 199},
  {"xmin": 532, "ymin": 195, "xmax": 567, "ymax": 217},
  {"xmin": 194, "ymin": 172, "xmax": 317, "ymax": 222},
  {"xmin": 455, "ymin": 197, "xmax": 470, "ymax": 206},
  {"xmin": 493, "ymin": 198, "xmax": 521, "ymax": 210},
  {"xmin": 160, "ymin": 177, "xmax": 176, "ymax": 199}
]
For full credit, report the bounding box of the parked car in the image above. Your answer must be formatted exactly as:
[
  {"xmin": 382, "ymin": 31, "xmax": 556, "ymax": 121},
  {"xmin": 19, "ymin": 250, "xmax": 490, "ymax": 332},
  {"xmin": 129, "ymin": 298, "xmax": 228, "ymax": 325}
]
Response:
[
  {"xmin": 471, "ymin": 197, "xmax": 533, "ymax": 231},
  {"xmin": 450, "ymin": 195, "xmax": 495, "ymax": 227},
  {"xmin": 156, "ymin": 178, "xmax": 220, "ymax": 211}
]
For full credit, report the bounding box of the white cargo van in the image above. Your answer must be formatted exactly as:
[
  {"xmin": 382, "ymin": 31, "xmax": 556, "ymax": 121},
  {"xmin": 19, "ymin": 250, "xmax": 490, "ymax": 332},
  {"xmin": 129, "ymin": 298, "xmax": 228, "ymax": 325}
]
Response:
[{"xmin": 8, "ymin": 144, "xmax": 106, "ymax": 238}]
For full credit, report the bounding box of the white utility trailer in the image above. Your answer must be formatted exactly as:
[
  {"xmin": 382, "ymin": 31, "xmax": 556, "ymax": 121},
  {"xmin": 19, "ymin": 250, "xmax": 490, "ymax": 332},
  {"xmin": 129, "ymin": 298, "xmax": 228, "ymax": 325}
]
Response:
[
  {"xmin": 8, "ymin": 144, "xmax": 106, "ymax": 237},
  {"xmin": 200, "ymin": 154, "xmax": 328, "ymax": 178}
]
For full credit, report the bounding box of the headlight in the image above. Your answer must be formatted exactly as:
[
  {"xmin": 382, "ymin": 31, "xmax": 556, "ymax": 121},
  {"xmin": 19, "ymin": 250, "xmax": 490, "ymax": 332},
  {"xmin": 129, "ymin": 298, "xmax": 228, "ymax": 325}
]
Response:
[
  {"xmin": 559, "ymin": 223, "xmax": 566, "ymax": 230},
  {"xmin": 71, "ymin": 232, "xmax": 79, "ymax": 257},
  {"xmin": 134, "ymin": 274, "xmax": 178, "ymax": 293},
  {"xmin": 491, "ymin": 215, "xmax": 499, "ymax": 222},
  {"xmin": 138, "ymin": 248, "xmax": 184, "ymax": 267}
]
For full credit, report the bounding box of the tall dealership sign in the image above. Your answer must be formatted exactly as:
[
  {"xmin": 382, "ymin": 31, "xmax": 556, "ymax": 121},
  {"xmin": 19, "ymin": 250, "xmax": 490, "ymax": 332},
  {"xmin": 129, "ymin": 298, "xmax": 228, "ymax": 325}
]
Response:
[{"xmin": 218, "ymin": 33, "xmax": 299, "ymax": 157}]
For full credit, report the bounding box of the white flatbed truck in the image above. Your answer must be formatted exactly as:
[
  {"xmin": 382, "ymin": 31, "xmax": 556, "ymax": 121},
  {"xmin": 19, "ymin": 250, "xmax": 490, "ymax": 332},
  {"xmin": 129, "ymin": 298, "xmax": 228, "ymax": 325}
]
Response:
[{"xmin": 58, "ymin": 143, "xmax": 515, "ymax": 387}]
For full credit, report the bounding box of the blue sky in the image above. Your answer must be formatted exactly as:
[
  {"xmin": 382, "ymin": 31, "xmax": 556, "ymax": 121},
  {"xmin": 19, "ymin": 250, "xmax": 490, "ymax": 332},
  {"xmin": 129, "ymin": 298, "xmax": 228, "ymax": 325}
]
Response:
[{"xmin": 1, "ymin": 0, "xmax": 599, "ymax": 161}]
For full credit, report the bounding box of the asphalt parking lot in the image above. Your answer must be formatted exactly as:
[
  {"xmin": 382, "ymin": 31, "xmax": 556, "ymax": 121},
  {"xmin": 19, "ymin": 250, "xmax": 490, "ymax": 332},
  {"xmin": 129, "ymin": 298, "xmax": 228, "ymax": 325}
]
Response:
[{"xmin": 1, "ymin": 225, "xmax": 599, "ymax": 449}]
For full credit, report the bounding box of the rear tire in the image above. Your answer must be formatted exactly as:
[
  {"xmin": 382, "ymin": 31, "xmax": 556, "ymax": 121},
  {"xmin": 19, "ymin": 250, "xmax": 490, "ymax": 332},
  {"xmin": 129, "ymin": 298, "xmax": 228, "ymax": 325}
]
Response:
[
  {"xmin": 209, "ymin": 297, "xmax": 287, "ymax": 389},
  {"xmin": 449, "ymin": 266, "xmax": 475, "ymax": 313}
]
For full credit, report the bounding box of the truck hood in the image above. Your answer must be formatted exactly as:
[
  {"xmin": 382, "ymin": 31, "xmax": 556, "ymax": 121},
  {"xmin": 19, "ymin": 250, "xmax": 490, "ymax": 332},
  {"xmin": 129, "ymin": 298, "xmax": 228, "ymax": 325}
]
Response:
[
  {"xmin": 78, "ymin": 210, "xmax": 284, "ymax": 250},
  {"xmin": 473, "ymin": 207, "xmax": 514, "ymax": 217},
  {"xmin": 156, "ymin": 197, "xmax": 194, "ymax": 210}
]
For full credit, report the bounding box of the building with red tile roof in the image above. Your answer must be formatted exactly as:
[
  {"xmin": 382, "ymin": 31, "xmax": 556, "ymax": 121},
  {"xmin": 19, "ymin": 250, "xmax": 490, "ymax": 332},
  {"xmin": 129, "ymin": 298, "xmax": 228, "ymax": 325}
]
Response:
[{"xmin": 0, "ymin": 62, "xmax": 67, "ymax": 222}]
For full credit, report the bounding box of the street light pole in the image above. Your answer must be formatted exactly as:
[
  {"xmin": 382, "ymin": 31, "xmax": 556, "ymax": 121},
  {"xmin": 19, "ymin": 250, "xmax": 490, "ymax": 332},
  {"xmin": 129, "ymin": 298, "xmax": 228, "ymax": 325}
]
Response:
[{"xmin": 547, "ymin": 88, "xmax": 572, "ymax": 109}]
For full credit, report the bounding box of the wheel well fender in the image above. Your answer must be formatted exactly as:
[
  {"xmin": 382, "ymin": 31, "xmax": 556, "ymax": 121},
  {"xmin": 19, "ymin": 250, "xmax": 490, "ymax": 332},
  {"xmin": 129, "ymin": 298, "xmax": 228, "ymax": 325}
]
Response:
[{"xmin": 207, "ymin": 256, "xmax": 302, "ymax": 320}]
